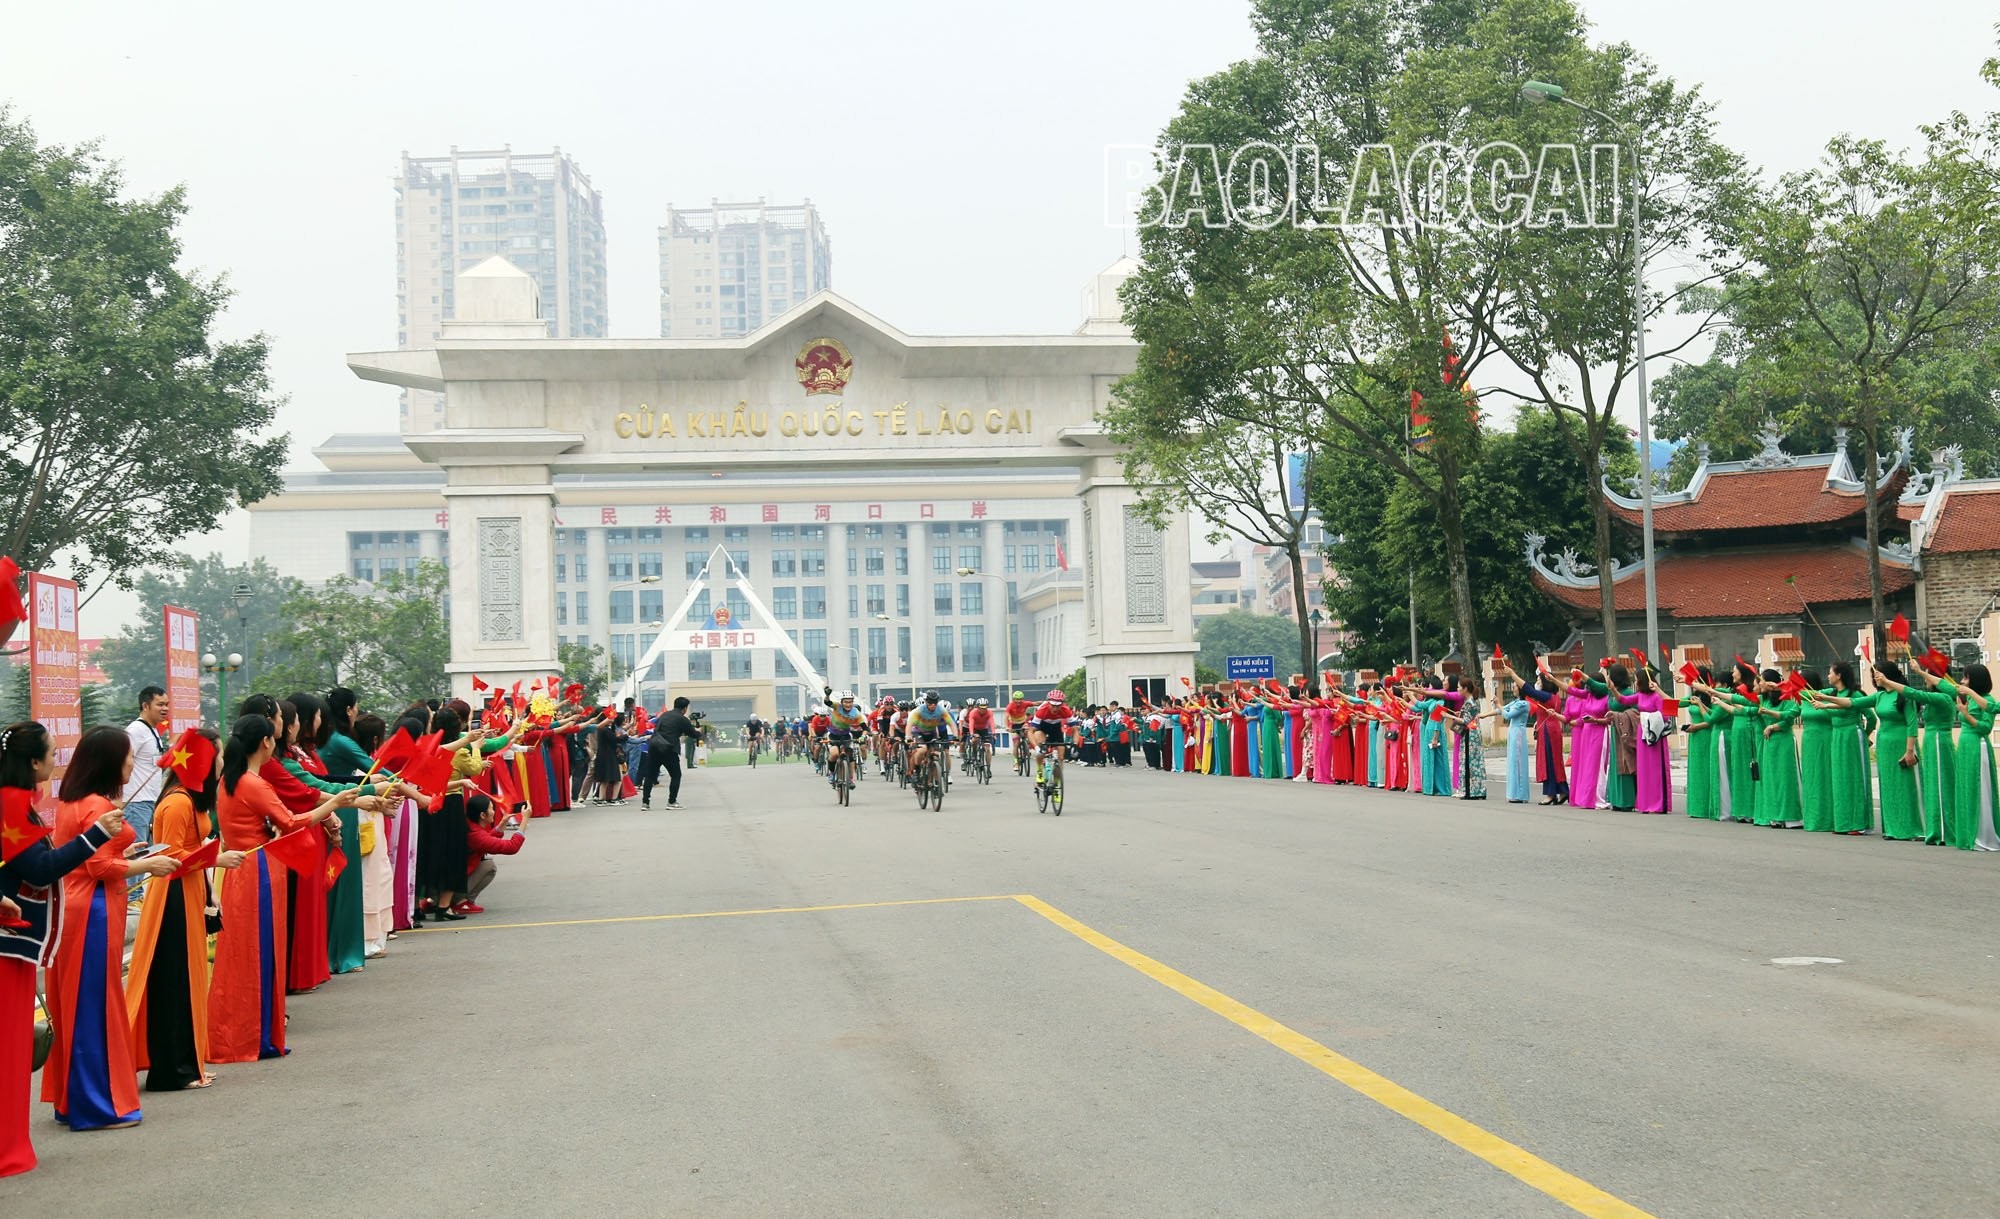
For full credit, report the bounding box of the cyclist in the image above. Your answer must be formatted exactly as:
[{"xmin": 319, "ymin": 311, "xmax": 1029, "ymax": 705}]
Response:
[
  {"xmin": 965, "ymin": 698, "xmax": 994, "ymax": 773},
  {"xmin": 807, "ymin": 704, "xmax": 832, "ymax": 771},
  {"xmin": 905, "ymin": 691, "xmax": 955, "ymax": 787},
  {"xmin": 1005, "ymin": 689, "xmax": 1034, "ymax": 771},
  {"xmin": 824, "ymin": 692, "xmax": 868, "ymax": 789},
  {"xmin": 743, "ymin": 714, "xmax": 766, "ymax": 760},
  {"xmin": 1028, "ymin": 690, "xmax": 1073, "ymax": 780}
]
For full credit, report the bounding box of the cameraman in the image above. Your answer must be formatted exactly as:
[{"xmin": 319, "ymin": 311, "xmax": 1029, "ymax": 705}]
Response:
[{"xmin": 645, "ymin": 697, "xmax": 702, "ymax": 810}]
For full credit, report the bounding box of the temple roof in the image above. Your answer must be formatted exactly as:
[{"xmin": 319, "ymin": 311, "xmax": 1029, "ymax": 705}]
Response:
[
  {"xmin": 1602, "ymin": 421, "xmax": 1908, "ymax": 535},
  {"xmin": 1910, "ymin": 481, "xmax": 2000, "ymax": 555},
  {"xmin": 1605, "ymin": 455, "xmax": 1908, "ymax": 534},
  {"xmin": 1528, "ymin": 542, "xmax": 1915, "ymax": 621}
]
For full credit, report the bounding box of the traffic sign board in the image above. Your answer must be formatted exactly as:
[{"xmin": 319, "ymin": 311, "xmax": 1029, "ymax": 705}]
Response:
[{"xmin": 1225, "ymin": 655, "xmax": 1275, "ymax": 681}]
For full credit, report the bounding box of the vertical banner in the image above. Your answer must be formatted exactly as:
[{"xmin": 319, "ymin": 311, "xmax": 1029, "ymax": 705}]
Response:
[
  {"xmin": 27, "ymin": 573, "xmax": 81, "ymax": 779},
  {"xmin": 164, "ymin": 604, "xmax": 201, "ymax": 734}
]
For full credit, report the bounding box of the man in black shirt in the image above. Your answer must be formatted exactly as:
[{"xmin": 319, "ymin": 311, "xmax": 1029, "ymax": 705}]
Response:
[{"xmin": 646, "ymin": 697, "xmax": 701, "ymax": 809}]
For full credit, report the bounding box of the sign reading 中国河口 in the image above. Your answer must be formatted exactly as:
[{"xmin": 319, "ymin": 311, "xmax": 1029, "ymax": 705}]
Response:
[{"xmin": 1225, "ymin": 655, "xmax": 1275, "ymax": 681}]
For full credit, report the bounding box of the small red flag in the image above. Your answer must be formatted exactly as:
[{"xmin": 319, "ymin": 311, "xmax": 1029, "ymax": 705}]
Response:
[
  {"xmin": 1055, "ymin": 541, "xmax": 1069, "ymax": 573},
  {"xmin": 1661, "ymin": 697, "xmax": 1680, "ymax": 718},
  {"xmin": 563, "ymin": 682, "xmax": 584, "ymax": 703},
  {"xmin": 261, "ymin": 827, "xmax": 324, "ymax": 876},
  {"xmin": 157, "ymin": 727, "xmax": 218, "ymax": 790},
  {"xmin": 1920, "ymin": 648, "xmax": 1951, "ymax": 677},
  {"xmin": 470, "ymin": 675, "xmax": 488, "ymax": 693},
  {"xmin": 324, "ymin": 843, "xmax": 348, "ymax": 886},
  {"xmin": 1677, "ymin": 662, "xmax": 1699, "ymax": 686},
  {"xmin": 1630, "ymin": 647, "xmax": 1651, "ymax": 670},
  {"xmin": 0, "ymin": 556, "xmax": 24, "ymax": 647},
  {"xmin": 1180, "ymin": 676, "xmax": 1193, "ymax": 688},
  {"xmin": 1, "ymin": 788, "xmax": 52, "ymax": 864},
  {"xmin": 1888, "ymin": 613, "xmax": 1911, "ymax": 643},
  {"xmin": 171, "ymin": 838, "xmax": 221, "ymax": 879},
  {"xmin": 371, "ymin": 729, "xmax": 420, "ymax": 776},
  {"xmin": 1491, "ymin": 643, "xmax": 1504, "ymax": 664},
  {"xmin": 1860, "ymin": 640, "xmax": 1871, "ymax": 662}
]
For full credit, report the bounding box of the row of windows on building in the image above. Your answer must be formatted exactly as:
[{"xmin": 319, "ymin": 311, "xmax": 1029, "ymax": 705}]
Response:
[
  {"xmin": 554, "ymin": 580, "xmax": 1006, "ymax": 628},
  {"xmin": 559, "ymin": 543, "xmax": 1069, "ymax": 584},
  {"xmin": 561, "ymin": 623, "xmax": 998, "ymax": 683}
]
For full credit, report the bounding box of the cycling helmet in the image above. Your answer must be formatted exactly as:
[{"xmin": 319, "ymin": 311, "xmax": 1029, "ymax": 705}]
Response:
[
  {"xmin": 923, "ymin": 690, "xmax": 940, "ymax": 703},
  {"xmin": 975, "ymin": 698, "xmax": 988, "ymax": 707},
  {"xmin": 835, "ymin": 691, "xmax": 854, "ymax": 703},
  {"xmin": 1011, "ymin": 690, "xmax": 1024, "ymax": 700},
  {"xmin": 1047, "ymin": 690, "xmax": 1066, "ymax": 704},
  {"xmin": 897, "ymin": 700, "xmax": 914, "ymax": 711}
]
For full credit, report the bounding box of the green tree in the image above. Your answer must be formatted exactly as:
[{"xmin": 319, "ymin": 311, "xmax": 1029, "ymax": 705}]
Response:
[
  {"xmin": 0, "ymin": 110, "xmax": 288, "ymax": 593},
  {"xmin": 560, "ymin": 640, "xmax": 613, "ymax": 703},
  {"xmin": 1729, "ymin": 132, "xmax": 2000, "ymax": 649},
  {"xmin": 1056, "ymin": 666, "xmax": 1088, "ymax": 708},
  {"xmin": 1317, "ymin": 410, "xmax": 1621, "ymax": 671},
  {"xmin": 1194, "ymin": 610, "xmax": 1301, "ymax": 676},
  {"xmin": 1407, "ymin": 2, "xmax": 1749, "ymax": 654},
  {"xmin": 255, "ymin": 560, "xmax": 451, "ymax": 707},
  {"xmin": 92, "ymin": 555, "xmax": 305, "ymax": 703}
]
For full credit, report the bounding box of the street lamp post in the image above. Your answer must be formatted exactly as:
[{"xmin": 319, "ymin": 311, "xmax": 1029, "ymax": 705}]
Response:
[
  {"xmin": 201, "ymin": 651, "xmax": 243, "ymax": 727},
  {"xmin": 875, "ymin": 614, "xmax": 915, "ymax": 703},
  {"xmin": 1521, "ymin": 79, "xmax": 1661, "ymax": 662},
  {"xmin": 955, "ymin": 568, "xmax": 1012, "ymax": 711}
]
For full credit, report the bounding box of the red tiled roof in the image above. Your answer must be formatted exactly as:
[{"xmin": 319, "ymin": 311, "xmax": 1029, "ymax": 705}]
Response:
[
  {"xmin": 1609, "ymin": 464, "xmax": 1906, "ymax": 533},
  {"xmin": 1532, "ymin": 545, "xmax": 1914, "ymax": 620},
  {"xmin": 1927, "ymin": 487, "xmax": 2000, "ymax": 554}
]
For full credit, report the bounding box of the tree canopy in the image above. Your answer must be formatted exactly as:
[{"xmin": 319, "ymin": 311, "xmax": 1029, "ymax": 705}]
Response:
[{"xmin": 0, "ymin": 110, "xmax": 289, "ymax": 594}]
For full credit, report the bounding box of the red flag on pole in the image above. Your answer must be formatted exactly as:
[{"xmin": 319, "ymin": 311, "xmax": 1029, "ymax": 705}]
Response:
[
  {"xmin": 470, "ymin": 675, "xmax": 488, "ymax": 693},
  {"xmin": 171, "ymin": 838, "xmax": 221, "ymax": 880},
  {"xmin": 261, "ymin": 828, "xmax": 323, "ymax": 876},
  {"xmin": 1860, "ymin": 639, "xmax": 1872, "ymax": 662},
  {"xmin": 1055, "ymin": 541, "xmax": 1069, "ymax": 573},
  {"xmin": 1677, "ymin": 662, "xmax": 1699, "ymax": 686},
  {"xmin": 1491, "ymin": 643, "xmax": 1505, "ymax": 664},
  {"xmin": 0, "ymin": 788, "xmax": 51, "ymax": 864},
  {"xmin": 323, "ymin": 843, "xmax": 348, "ymax": 887},
  {"xmin": 1888, "ymin": 613, "xmax": 1911, "ymax": 643}
]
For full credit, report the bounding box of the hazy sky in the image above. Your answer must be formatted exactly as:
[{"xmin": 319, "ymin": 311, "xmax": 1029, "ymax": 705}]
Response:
[{"xmin": 5, "ymin": 0, "xmax": 1996, "ymax": 631}]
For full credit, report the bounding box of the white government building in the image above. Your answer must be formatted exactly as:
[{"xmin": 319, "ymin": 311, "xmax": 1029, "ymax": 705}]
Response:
[{"xmin": 249, "ymin": 257, "xmax": 1198, "ymax": 724}]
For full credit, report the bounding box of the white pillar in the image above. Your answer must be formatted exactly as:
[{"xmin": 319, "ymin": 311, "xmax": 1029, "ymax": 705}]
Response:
[{"xmin": 1075, "ymin": 454, "xmax": 1198, "ymax": 704}]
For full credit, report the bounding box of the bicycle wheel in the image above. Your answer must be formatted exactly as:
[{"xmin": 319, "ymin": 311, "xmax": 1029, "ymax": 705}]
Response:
[
  {"xmin": 917, "ymin": 770, "xmax": 931, "ymax": 810},
  {"xmin": 1035, "ymin": 778, "xmax": 1048, "ymax": 814},
  {"xmin": 1050, "ymin": 767, "xmax": 1063, "ymax": 815},
  {"xmin": 930, "ymin": 760, "xmax": 945, "ymax": 811}
]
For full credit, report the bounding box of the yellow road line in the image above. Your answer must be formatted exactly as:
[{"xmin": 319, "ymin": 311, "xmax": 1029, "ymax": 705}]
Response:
[
  {"xmin": 1011, "ymin": 894, "xmax": 1656, "ymax": 1219},
  {"xmin": 408, "ymin": 893, "xmax": 1017, "ymax": 933}
]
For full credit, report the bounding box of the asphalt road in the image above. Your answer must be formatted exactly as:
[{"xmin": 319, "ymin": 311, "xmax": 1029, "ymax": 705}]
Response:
[{"xmin": 17, "ymin": 756, "xmax": 2000, "ymax": 1218}]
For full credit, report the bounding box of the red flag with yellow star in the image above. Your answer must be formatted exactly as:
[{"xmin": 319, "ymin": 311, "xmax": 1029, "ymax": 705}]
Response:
[
  {"xmin": 1, "ymin": 787, "xmax": 52, "ymax": 863},
  {"xmin": 323, "ymin": 841, "xmax": 348, "ymax": 886},
  {"xmin": 157, "ymin": 727, "xmax": 218, "ymax": 790}
]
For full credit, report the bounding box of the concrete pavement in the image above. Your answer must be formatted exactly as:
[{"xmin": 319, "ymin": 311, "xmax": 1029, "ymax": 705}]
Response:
[{"xmin": 17, "ymin": 757, "xmax": 2000, "ymax": 1217}]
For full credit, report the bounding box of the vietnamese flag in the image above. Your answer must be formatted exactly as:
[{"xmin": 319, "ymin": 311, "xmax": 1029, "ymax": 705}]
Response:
[
  {"xmin": 470, "ymin": 675, "xmax": 488, "ymax": 693},
  {"xmin": 1055, "ymin": 541, "xmax": 1069, "ymax": 573},
  {"xmin": 261, "ymin": 828, "xmax": 324, "ymax": 876},
  {"xmin": 324, "ymin": 843, "xmax": 348, "ymax": 887},
  {"xmin": 0, "ymin": 556, "xmax": 23, "ymax": 647},
  {"xmin": 1491, "ymin": 643, "xmax": 1504, "ymax": 664},
  {"xmin": 1677, "ymin": 662, "xmax": 1699, "ymax": 686},
  {"xmin": 171, "ymin": 838, "xmax": 221, "ymax": 880},
  {"xmin": 157, "ymin": 727, "xmax": 218, "ymax": 790},
  {"xmin": 1, "ymin": 787, "xmax": 51, "ymax": 864},
  {"xmin": 371, "ymin": 728, "xmax": 421, "ymax": 777},
  {"xmin": 1889, "ymin": 613, "xmax": 1911, "ymax": 643}
]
